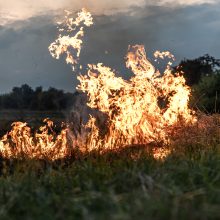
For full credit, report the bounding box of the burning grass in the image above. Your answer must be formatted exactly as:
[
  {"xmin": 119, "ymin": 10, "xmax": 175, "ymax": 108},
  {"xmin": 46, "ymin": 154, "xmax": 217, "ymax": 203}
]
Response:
[{"xmin": 0, "ymin": 112, "xmax": 219, "ymax": 161}]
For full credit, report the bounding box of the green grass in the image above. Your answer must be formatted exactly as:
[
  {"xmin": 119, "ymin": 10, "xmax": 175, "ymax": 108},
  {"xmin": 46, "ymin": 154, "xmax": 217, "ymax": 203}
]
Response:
[{"xmin": 0, "ymin": 147, "xmax": 219, "ymax": 220}]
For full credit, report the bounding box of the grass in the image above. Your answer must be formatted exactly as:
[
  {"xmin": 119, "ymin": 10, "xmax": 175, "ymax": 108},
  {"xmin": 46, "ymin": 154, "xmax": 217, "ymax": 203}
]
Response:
[{"xmin": 0, "ymin": 146, "xmax": 219, "ymax": 220}]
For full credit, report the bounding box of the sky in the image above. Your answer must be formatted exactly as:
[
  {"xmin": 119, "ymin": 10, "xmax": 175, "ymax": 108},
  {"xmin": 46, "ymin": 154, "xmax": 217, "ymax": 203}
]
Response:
[{"xmin": 0, "ymin": 0, "xmax": 219, "ymax": 93}]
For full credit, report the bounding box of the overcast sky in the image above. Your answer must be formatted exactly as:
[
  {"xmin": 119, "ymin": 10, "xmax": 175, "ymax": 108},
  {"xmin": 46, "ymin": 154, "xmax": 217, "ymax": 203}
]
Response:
[{"xmin": 0, "ymin": 0, "xmax": 219, "ymax": 93}]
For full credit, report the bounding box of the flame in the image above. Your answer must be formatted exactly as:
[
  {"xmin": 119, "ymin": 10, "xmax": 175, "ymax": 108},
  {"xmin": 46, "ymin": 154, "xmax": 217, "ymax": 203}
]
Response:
[
  {"xmin": 0, "ymin": 119, "xmax": 75, "ymax": 160},
  {"xmin": 0, "ymin": 9, "xmax": 197, "ymax": 161},
  {"xmin": 78, "ymin": 45, "xmax": 196, "ymax": 151},
  {"xmin": 48, "ymin": 8, "xmax": 93, "ymax": 70}
]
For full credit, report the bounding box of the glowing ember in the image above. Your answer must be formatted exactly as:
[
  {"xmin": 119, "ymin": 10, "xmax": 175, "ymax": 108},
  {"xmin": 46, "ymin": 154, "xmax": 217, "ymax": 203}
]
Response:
[
  {"xmin": 0, "ymin": 9, "xmax": 197, "ymax": 161},
  {"xmin": 152, "ymin": 147, "xmax": 171, "ymax": 160}
]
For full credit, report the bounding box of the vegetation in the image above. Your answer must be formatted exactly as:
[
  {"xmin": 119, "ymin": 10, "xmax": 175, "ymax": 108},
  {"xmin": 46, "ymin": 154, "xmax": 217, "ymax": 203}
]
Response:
[
  {"xmin": 172, "ymin": 54, "xmax": 220, "ymax": 112},
  {"xmin": 0, "ymin": 145, "xmax": 219, "ymax": 220},
  {"xmin": 0, "ymin": 85, "xmax": 76, "ymax": 111},
  {"xmin": 174, "ymin": 54, "xmax": 220, "ymax": 86},
  {"xmin": 191, "ymin": 71, "xmax": 220, "ymax": 113}
]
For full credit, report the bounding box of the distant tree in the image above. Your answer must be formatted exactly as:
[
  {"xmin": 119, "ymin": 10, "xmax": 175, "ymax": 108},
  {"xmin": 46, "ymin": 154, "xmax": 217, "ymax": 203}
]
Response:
[
  {"xmin": 0, "ymin": 96, "xmax": 2, "ymax": 110},
  {"xmin": 30, "ymin": 86, "xmax": 43, "ymax": 110},
  {"xmin": 1, "ymin": 94, "xmax": 18, "ymax": 109},
  {"xmin": 39, "ymin": 88, "xmax": 64, "ymax": 110},
  {"xmin": 174, "ymin": 54, "xmax": 220, "ymax": 86},
  {"xmin": 0, "ymin": 84, "xmax": 76, "ymax": 111},
  {"xmin": 11, "ymin": 84, "xmax": 34, "ymax": 109},
  {"xmin": 191, "ymin": 71, "xmax": 220, "ymax": 113}
]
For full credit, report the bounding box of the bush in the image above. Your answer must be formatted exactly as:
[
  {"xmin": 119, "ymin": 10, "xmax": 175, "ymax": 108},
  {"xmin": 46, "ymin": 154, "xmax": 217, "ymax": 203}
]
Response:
[{"xmin": 191, "ymin": 71, "xmax": 220, "ymax": 113}]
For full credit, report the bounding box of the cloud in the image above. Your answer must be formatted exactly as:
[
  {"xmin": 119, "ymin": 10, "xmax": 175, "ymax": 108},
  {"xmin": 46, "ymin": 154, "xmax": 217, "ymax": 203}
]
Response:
[
  {"xmin": 0, "ymin": 0, "xmax": 144, "ymax": 25},
  {"xmin": 0, "ymin": 0, "xmax": 217, "ymax": 25}
]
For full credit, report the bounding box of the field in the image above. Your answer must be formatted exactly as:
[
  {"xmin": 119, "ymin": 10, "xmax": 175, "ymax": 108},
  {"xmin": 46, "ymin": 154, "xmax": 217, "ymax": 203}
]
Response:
[
  {"xmin": 0, "ymin": 145, "xmax": 219, "ymax": 220},
  {"xmin": 0, "ymin": 111, "xmax": 219, "ymax": 220}
]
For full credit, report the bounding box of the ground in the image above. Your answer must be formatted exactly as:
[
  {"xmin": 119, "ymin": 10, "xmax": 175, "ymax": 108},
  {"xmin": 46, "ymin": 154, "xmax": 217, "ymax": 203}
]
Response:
[{"xmin": 0, "ymin": 146, "xmax": 219, "ymax": 220}]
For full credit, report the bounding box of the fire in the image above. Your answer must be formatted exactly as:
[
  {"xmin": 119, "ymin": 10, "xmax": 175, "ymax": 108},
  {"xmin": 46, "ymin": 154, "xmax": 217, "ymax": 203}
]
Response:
[
  {"xmin": 0, "ymin": 119, "xmax": 73, "ymax": 160},
  {"xmin": 0, "ymin": 9, "xmax": 197, "ymax": 161},
  {"xmin": 78, "ymin": 45, "xmax": 196, "ymax": 150},
  {"xmin": 48, "ymin": 8, "xmax": 93, "ymax": 70}
]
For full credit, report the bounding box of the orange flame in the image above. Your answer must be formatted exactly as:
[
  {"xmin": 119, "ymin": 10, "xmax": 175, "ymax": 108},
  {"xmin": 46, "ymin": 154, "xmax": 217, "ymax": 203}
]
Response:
[
  {"xmin": 78, "ymin": 45, "xmax": 196, "ymax": 151},
  {"xmin": 0, "ymin": 119, "xmax": 74, "ymax": 160}
]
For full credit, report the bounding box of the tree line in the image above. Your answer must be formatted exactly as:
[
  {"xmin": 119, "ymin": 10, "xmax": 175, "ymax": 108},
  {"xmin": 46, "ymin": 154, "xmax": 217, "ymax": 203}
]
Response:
[
  {"xmin": 0, "ymin": 85, "xmax": 77, "ymax": 111},
  {"xmin": 174, "ymin": 54, "xmax": 220, "ymax": 113}
]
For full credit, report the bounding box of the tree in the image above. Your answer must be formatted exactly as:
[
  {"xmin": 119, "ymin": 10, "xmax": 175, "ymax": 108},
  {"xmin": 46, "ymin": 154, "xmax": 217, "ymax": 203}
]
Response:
[
  {"xmin": 30, "ymin": 86, "xmax": 43, "ymax": 110},
  {"xmin": 174, "ymin": 54, "xmax": 220, "ymax": 86},
  {"xmin": 192, "ymin": 71, "xmax": 220, "ymax": 113}
]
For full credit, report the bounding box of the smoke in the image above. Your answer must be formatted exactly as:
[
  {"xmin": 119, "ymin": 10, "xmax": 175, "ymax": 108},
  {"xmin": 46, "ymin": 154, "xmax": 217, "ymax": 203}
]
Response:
[{"xmin": 0, "ymin": 0, "xmax": 217, "ymax": 25}]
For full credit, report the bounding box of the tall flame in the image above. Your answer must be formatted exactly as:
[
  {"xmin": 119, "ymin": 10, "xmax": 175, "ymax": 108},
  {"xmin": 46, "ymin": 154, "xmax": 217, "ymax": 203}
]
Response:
[{"xmin": 78, "ymin": 45, "xmax": 196, "ymax": 151}]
